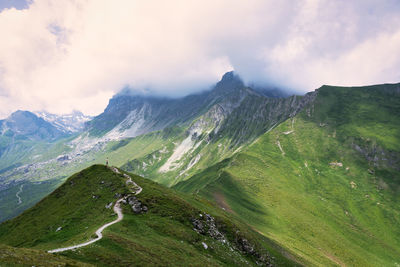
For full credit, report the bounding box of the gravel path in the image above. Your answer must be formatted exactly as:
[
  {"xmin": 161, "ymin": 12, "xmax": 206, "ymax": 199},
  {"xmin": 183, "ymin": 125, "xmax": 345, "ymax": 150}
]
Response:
[
  {"xmin": 48, "ymin": 167, "xmax": 142, "ymax": 253},
  {"xmin": 16, "ymin": 184, "xmax": 24, "ymax": 205}
]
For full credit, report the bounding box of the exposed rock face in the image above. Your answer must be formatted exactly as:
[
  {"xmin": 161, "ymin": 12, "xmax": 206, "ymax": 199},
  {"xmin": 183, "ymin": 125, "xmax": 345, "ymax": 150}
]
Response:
[
  {"xmin": 34, "ymin": 110, "xmax": 92, "ymax": 133},
  {"xmin": 86, "ymin": 91, "xmax": 209, "ymax": 136},
  {"xmin": 127, "ymin": 196, "xmax": 147, "ymax": 214},
  {"xmin": 205, "ymin": 86, "xmax": 318, "ymax": 146},
  {"xmin": 57, "ymin": 155, "xmax": 70, "ymax": 162},
  {"xmin": 192, "ymin": 213, "xmax": 226, "ymax": 243},
  {"xmin": 192, "ymin": 213, "xmax": 274, "ymax": 266},
  {"xmin": 235, "ymin": 236, "xmax": 273, "ymax": 267},
  {"xmin": 352, "ymin": 142, "xmax": 400, "ymax": 171}
]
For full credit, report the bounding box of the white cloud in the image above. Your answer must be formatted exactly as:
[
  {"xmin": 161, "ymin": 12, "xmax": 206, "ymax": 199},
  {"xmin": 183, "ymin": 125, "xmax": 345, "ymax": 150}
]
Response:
[{"xmin": 0, "ymin": 0, "xmax": 399, "ymax": 118}]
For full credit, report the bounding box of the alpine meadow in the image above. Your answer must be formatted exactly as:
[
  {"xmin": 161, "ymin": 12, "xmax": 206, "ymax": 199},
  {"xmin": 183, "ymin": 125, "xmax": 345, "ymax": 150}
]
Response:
[{"xmin": 0, "ymin": 1, "xmax": 400, "ymax": 266}]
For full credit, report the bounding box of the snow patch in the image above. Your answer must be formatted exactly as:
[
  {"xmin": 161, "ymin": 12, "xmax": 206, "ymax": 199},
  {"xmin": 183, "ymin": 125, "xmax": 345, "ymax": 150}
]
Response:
[{"xmin": 34, "ymin": 111, "xmax": 92, "ymax": 133}]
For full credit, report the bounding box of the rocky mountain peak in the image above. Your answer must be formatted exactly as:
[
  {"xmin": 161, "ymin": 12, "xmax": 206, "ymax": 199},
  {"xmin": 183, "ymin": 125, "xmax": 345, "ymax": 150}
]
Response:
[
  {"xmin": 1, "ymin": 110, "xmax": 66, "ymax": 141},
  {"xmin": 34, "ymin": 110, "xmax": 92, "ymax": 133},
  {"xmin": 214, "ymin": 71, "xmax": 245, "ymax": 93},
  {"xmin": 9, "ymin": 110, "xmax": 35, "ymax": 121}
]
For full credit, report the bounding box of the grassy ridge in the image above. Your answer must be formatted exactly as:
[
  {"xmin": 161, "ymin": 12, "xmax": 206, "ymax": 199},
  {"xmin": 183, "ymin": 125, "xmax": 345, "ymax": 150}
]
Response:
[
  {"xmin": 175, "ymin": 84, "xmax": 400, "ymax": 266},
  {"xmin": 0, "ymin": 165, "xmax": 130, "ymax": 249},
  {"xmin": 0, "ymin": 165, "xmax": 298, "ymax": 266}
]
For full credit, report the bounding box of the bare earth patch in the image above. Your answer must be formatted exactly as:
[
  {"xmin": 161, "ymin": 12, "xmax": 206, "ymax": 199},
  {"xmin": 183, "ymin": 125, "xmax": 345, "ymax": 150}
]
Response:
[
  {"xmin": 322, "ymin": 251, "xmax": 346, "ymax": 267},
  {"xmin": 213, "ymin": 192, "xmax": 234, "ymax": 214}
]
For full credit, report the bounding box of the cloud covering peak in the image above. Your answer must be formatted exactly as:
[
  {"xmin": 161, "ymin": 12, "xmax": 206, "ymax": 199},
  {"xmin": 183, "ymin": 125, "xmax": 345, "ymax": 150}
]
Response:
[{"xmin": 0, "ymin": 0, "xmax": 400, "ymax": 118}]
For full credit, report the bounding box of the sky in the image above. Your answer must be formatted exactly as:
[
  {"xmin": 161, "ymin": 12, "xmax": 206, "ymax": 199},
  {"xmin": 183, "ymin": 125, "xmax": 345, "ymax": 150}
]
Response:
[{"xmin": 0, "ymin": 0, "xmax": 400, "ymax": 118}]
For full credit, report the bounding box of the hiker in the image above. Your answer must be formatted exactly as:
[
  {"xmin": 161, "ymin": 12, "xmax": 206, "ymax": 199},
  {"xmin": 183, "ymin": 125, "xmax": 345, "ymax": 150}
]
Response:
[{"xmin": 106, "ymin": 158, "xmax": 109, "ymax": 166}]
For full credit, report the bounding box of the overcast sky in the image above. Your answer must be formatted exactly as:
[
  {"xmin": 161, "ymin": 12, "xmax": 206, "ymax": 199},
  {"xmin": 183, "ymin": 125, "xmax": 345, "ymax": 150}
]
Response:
[{"xmin": 0, "ymin": 0, "xmax": 400, "ymax": 118}]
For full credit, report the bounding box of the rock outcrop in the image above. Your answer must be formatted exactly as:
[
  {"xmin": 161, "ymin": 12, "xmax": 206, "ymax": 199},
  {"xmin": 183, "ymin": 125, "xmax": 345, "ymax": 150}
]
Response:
[
  {"xmin": 192, "ymin": 213, "xmax": 274, "ymax": 266},
  {"xmin": 126, "ymin": 196, "xmax": 148, "ymax": 214}
]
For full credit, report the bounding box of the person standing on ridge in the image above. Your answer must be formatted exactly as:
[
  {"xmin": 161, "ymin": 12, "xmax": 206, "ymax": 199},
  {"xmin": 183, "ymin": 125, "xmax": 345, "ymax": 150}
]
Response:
[{"xmin": 106, "ymin": 158, "xmax": 109, "ymax": 166}]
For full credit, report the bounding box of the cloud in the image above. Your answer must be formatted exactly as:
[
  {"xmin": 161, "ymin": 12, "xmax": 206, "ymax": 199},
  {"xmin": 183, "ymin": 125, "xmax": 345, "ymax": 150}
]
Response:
[{"xmin": 0, "ymin": 0, "xmax": 399, "ymax": 118}]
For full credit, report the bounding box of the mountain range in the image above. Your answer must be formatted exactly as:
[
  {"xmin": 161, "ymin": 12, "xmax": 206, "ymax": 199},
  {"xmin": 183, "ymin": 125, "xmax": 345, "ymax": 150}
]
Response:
[
  {"xmin": 0, "ymin": 72, "xmax": 399, "ymax": 266},
  {"xmin": 35, "ymin": 110, "xmax": 92, "ymax": 133}
]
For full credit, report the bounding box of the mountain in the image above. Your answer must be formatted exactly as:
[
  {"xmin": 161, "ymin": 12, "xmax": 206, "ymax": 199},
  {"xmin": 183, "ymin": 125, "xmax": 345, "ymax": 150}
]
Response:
[
  {"xmin": 118, "ymin": 72, "xmax": 315, "ymax": 184},
  {"xmin": 0, "ymin": 110, "xmax": 66, "ymax": 142},
  {"xmin": 0, "ymin": 72, "xmax": 333, "ymax": 222},
  {"xmin": 0, "ymin": 72, "xmax": 399, "ymax": 265},
  {"xmin": 0, "ymin": 111, "xmax": 78, "ymax": 222},
  {"xmin": 0, "ymin": 165, "xmax": 298, "ymax": 266},
  {"xmin": 0, "ymin": 110, "xmax": 68, "ymax": 171},
  {"xmin": 174, "ymin": 83, "xmax": 400, "ymax": 266},
  {"xmin": 35, "ymin": 110, "xmax": 92, "ymax": 133},
  {"xmin": 86, "ymin": 71, "xmax": 291, "ymax": 141},
  {"xmin": 86, "ymin": 91, "xmax": 209, "ymax": 138}
]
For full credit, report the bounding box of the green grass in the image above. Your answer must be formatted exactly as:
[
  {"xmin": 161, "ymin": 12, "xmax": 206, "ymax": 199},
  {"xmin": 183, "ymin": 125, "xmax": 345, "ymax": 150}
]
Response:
[
  {"xmin": 0, "ymin": 179, "xmax": 61, "ymax": 222},
  {"xmin": 0, "ymin": 243, "xmax": 92, "ymax": 266},
  {"xmin": 0, "ymin": 165, "xmax": 298, "ymax": 266},
  {"xmin": 0, "ymin": 165, "xmax": 131, "ymax": 249},
  {"xmin": 176, "ymin": 84, "xmax": 400, "ymax": 266}
]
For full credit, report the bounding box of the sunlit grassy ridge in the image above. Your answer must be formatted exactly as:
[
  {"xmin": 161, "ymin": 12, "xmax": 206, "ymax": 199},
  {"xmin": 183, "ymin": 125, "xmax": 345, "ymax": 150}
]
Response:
[
  {"xmin": 0, "ymin": 165, "xmax": 298, "ymax": 266},
  {"xmin": 175, "ymin": 84, "xmax": 400, "ymax": 266}
]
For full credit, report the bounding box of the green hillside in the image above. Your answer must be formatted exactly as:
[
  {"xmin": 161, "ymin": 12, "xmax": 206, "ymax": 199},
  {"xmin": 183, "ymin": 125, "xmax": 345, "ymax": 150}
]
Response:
[
  {"xmin": 175, "ymin": 84, "xmax": 400, "ymax": 266},
  {"xmin": 0, "ymin": 165, "xmax": 298, "ymax": 266},
  {"xmin": 0, "ymin": 243, "xmax": 93, "ymax": 267}
]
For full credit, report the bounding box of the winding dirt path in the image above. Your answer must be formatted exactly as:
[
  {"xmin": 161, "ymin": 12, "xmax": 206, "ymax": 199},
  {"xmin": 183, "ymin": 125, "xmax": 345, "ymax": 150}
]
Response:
[
  {"xmin": 16, "ymin": 184, "xmax": 24, "ymax": 205},
  {"xmin": 48, "ymin": 167, "xmax": 141, "ymax": 253},
  {"xmin": 276, "ymin": 140, "xmax": 285, "ymax": 155}
]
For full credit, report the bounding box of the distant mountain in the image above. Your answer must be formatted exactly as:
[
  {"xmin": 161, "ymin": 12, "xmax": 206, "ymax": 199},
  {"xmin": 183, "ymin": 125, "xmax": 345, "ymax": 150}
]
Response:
[
  {"xmin": 0, "ymin": 110, "xmax": 69, "ymax": 178},
  {"xmin": 85, "ymin": 90, "xmax": 209, "ymax": 137},
  {"xmin": 34, "ymin": 110, "xmax": 92, "ymax": 133},
  {"xmin": 86, "ymin": 71, "xmax": 306, "ymax": 145},
  {"xmin": 0, "ymin": 110, "xmax": 66, "ymax": 141}
]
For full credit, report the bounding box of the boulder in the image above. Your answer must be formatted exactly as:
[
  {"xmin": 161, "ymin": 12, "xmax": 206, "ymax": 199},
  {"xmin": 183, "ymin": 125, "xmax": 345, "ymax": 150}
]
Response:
[{"xmin": 126, "ymin": 195, "xmax": 147, "ymax": 214}]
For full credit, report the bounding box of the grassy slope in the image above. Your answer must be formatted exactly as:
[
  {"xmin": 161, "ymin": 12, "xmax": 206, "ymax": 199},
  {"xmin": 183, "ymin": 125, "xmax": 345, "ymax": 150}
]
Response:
[
  {"xmin": 0, "ymin": 243, "xmax": 93, "ymax": 267},
  {"xmin": 0, "ymin": 135, "xmax": 75, "ymax": 171},
  {"xmin": 175, "ymin": 84, "xmax": 400, "ymax": 266},
  {"xmin": 0, "ymin": 179, "xmax": 60, "ymax": 222},
  {"xmin": 0, "ymin": 132, "xmax": 169, "ymax": 222},
  {"xmin": 0, "ymin": 165, "xmax": 298, "ymax": 266},
  {"xmin": 0, "ymin": 165, "xmax": 131, "ymax": 249}
]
